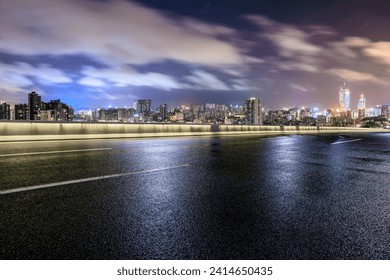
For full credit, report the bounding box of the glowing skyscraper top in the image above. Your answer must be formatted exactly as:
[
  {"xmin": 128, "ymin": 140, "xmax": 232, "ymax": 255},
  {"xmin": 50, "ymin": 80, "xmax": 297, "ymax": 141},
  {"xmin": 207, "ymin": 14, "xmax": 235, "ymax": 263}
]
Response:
[
  {"xmin": 358, "ymin": 94, "xmax": 366, "ymax": 109},
  {"xmin": 339, "ymin": 83, "xmax": 350, "ymax": 111},
  {"xmin": 357, "ymin": 94, "xmax": 366, "ymax": 120}
]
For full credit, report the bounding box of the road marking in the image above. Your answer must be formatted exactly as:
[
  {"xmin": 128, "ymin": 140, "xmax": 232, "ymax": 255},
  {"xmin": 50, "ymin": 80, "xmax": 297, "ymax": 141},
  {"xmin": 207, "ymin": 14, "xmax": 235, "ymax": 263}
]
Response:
[
  {"xmin": 0, "ymin": 148, "xmax": 113, "ymax": 157},
  {"xmin": 0, "ymin": 164, "xmax": 191, "ymax": 195},
  {"xmin": 331, "ymin": 139, "xmax": 362, "ymax": 145}
]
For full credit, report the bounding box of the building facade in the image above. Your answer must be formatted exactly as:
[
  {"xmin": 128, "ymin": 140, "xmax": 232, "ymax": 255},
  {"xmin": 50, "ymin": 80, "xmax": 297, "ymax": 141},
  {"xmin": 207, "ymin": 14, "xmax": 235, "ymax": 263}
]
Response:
[
  {"xmin": 14, "ymin": 104, "xmax": 29, "ymax": 120},
  {"xmin": 137, "ymin": 99, "xmax": 152, "ymax": 120},
  {"xmin": 27, "ymin": 92, "xmax": 73, "ymax": 121},
  {"xmin": 245, "ymin": 97, "xmax": 262, "ymax": 125},
  {"xmin": 357, "ymin": 94, "xmax": 366, "ymax": 120},
  {"xmin": 28, "ymin": 91, "xmax": 41, "ymax": 120},
  {"xmin": 0, "ymin": 101, "xmax": 11, "ymax": 120},
  {"xmin": 339, "ymin": 83, "xmax": 351, "ymax": 112}
]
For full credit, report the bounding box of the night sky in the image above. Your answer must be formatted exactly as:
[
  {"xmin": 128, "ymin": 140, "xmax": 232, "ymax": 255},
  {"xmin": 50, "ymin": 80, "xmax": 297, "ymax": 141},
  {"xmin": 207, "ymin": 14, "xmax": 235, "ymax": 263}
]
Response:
[{"xmin": 1, "ymin": 0, "xmax": 390, "ymax": 110}]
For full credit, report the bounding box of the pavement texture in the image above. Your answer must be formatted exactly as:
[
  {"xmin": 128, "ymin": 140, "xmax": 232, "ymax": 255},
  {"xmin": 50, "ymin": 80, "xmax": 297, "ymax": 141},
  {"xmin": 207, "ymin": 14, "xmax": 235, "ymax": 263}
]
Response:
[{"xmin": 1, "ymin": 133, "xmax": 390, "ymax": 259}]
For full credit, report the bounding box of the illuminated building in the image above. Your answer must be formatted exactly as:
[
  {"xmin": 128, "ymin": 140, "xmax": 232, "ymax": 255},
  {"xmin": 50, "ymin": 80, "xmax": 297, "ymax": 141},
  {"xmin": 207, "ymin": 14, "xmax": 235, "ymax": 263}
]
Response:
[
  {"xmin": 159, "ymin": 104, "xmax": 167, "ymax": 121},
  {"xmin": 47, "ymin": 99, "xmax": 73, "ymax": 121},
  {"xmin": 137, "ymin": 99, "xmax": 151, "ymax": 118},
  {"xmin": 381, "ymin": 105, "xmax": 390, "ymax": 119},
  {"xmin": 357, "ymin": 94, "xmax": 366, "ymax": 120},
  {"xmin": 0, "ymin": 101, "xmax": 11, "ymax": 120},
  {"xmin": 14, "ymin": 104, "xmax": 28, "ymax": 120},
  {"xmin": 245, "ymin": 97, "xmax": 262, "ymax": 125},
  {"xmin": 28, "ymin": 91, "xmax": 41, "ymax": 120},
  {"xmin": 339, "ymin": 83, "xmax": 350, "ymax": 112}
]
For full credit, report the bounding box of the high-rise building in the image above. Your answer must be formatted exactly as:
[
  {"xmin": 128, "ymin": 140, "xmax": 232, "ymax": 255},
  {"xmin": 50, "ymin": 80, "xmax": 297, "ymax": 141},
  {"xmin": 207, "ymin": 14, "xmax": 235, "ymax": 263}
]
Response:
[
  {"xmin": 339, "ymin": 83, "xmax": 350, "ymax": 112},
  {"xmin": 381, "ymin": 105, "xmax": 390, "ymax": 119},
  {"xmin": 159, "ymin": 104, "xmax": 167, "ymax": 121},
  {"xmin": 137, "ymin": 99, "xmax": 151, "ymax": 118},
  {"xmin": 27, "ymin": 92, "xmax": 74, "ymax": 121},
  {"xmin": 14, "ymin": 104, "xmax": 29, "ymax": 120},
  {"xmin": 47, "ymin": 99, "xmax": 73, "ymax": 121},
  {"xmin": 374, "ymin": 105, "xmax": 382, "ymax": 117},
  {"xmin": 0, "ymin": 102, "xmax": 11, "ymax": 120},
  {"xmin": 357, "ymin": 94, "xmax": 366, "ymax": 120},
  {"xmin": 357, "ymin": 94, "xmax": 366, "ymax": 109},
  {"xmin": 245, "ymin": 97, "xmax": 262, "ymax": 125},
  {"xmin": 28, "ymin": 91, "xmax": 41, "ymax": 120}
]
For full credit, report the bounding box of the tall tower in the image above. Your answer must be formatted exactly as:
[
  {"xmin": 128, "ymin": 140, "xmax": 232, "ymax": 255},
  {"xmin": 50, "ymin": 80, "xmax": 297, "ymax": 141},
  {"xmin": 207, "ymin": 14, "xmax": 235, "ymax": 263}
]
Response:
[
  {"xmin": 339, "ymin": 83, "xmax": 350, "ymax": 112},
  {"xmin": 245, "ymin": 97, "xmax": 262, "ymax": 125},
  {"xmin": 28, "ymin": 91, "xmax": 41, "ymax": 120},
  {"xmin": 358, "ymin": 94, "xmax": 366, "ymax": 120},
  {"xmin": 137, "ymin": 99, "xmax": 151, "ymax": 118},
  {"xmin": 14, "ymin": 104, "xmax": 28, "ymax": 120},
  {"xmin": 358, "ymin": 94, "xmax": 366, "ymax": 109},
  {"xmin": 159, "ymin": 104, "xmax": 167, "ymax": 121},
  {"xmin": 0, "ymin": 102, "xmax": 11, "ymax": 120}
]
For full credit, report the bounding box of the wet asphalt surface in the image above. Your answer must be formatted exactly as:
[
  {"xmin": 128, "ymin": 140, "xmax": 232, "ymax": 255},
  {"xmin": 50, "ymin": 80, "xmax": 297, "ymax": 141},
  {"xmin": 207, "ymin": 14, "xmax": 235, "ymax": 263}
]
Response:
[{"xmin": 1, "ymin": 133, "xmax": 390, "ymax": 260}]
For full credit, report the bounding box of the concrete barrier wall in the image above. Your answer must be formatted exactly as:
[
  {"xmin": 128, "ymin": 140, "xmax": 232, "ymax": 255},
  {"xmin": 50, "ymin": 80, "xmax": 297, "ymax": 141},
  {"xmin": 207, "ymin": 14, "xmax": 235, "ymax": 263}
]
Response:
[{"xmin": 0, "ymin": 121, "xmax": 385, "ymax": 141}]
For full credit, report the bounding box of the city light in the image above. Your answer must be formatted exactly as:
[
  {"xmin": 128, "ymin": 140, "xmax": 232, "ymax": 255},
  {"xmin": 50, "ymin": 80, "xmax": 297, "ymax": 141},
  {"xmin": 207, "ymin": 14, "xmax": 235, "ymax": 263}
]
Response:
[{"xmin": 0, "ymin": 83, "xmax": 389, "ymax": 128}]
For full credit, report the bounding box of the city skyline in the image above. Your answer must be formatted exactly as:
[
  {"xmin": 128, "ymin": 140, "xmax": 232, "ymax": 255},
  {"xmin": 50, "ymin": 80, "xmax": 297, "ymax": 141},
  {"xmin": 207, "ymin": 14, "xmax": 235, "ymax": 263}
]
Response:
[
  {"xmin": 1, "ymin": 0, "xmax": 390, "ymax": 109},
  {"xmin": 2, "ymin": 90, "xmax": 389, "ymax": 128},
  {"xmin": 0, "ymin": 81, "xmax": 387, "ymax": 112}
]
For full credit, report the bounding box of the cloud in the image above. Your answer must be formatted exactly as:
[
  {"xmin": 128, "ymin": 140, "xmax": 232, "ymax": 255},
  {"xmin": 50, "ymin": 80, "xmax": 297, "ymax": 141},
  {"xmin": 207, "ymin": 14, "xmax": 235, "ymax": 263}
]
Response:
[
  {"xmin": 279, "ymin": 62, "xmax": 319, "ymax": 73},
  {"xmin": 22, "ymin": 63, "xmax": 73, "ymax": 84},
  {"xmin": 180, "ymin": 18, "xmax": 235, "ymax": 36},
  {"xmin": 245, "ymin": 15, "xmax": 323, "ymax": 73},
  {"xmin": 307, "ymin": 25, "xmax": 337, "ymax": 37},
  {"xmin": 329, "ymin": 42, "xmax": 357, "ymax": 58},
  {"xmin": 344, "ymin": 37, "xmax": 372, "ymax": 48},
  {"xmin": 363, "ymin": 42, "xmax": 390, "ymax": 65},
  {"xmin": 78, "ymin": 77, "xmax": 107, "ymax": 87},
  {"xmin": 0, "ymin": 62, "xmax": 71, "ymax": 94},
  {"xmin": 243, "ymin": 56, "xmax": 265, "ymax": 64},
  {"xmin": 0, "ymin": 0, "xmax": 243, "ymax": 67},
  {"xmin": 90, "ymin": 93, "xmax": 121, "ymax": 101},
  {"xmin": 231, "ymin": 79, "xmax": 254, "ymax": 91},
  {"xmin": 245, "ymin": 15, "xmax": 274, "ymax": 27},
  {"xmin": 339, "ymin": 37, "xmax": 390, "ymax": 65},
  {"xmin": 0, "ymin": 82, "xmax": 30, "ymax": 95},
  {"xmin": 183, "ymin": 70, "xmax": 255, "ymax": 91},
  {"xmin": 289, "ymin": 83, "xmax": 314, "ymax": 92},
  {"xmin": 185, "ymin": 70, "xmax": 231, "ymax": 90},
  {"xmin": 223, "ymin": 68, "xmax": 243, "ymax": 77},
  {"xmin": 80, "ymin": 65, "xmax": 182, "ymax": 90},
  {"xmin": 326, "ymin": 68, "xmax": 386, "ymax": 85},
  {"xmin": 267, "ymin": 26, "xmax": 322, "ymax": 57},
  {"xmin": 246, "ymin": 15, "xmax": 323, "ymax": 57}
]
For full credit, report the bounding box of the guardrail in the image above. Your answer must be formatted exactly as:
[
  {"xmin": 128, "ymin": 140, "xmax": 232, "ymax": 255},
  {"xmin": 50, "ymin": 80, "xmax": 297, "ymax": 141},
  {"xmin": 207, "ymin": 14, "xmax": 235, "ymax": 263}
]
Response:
[{"xmin": 0, "ymin": 121, "xmax": 385, "ymax": 141}]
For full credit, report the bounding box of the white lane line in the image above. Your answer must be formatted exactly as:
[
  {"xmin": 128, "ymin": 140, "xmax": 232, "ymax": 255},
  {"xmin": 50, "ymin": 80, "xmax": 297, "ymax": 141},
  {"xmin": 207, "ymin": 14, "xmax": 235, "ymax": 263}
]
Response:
[
  {"xmin": 331, "ymin": 139, "xmax": 362, "ymax": 145},
  {"xmin": 0, "ymin": 164, "xmax": 191, "ymax": 195},
  {"xmin": 0, "ymin": 148, "xmax": 113, "ymax": 157}
]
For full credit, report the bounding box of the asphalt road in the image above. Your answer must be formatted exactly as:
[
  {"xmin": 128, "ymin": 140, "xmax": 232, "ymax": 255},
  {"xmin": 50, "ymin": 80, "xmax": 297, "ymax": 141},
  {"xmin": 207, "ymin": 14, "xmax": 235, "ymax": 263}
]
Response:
[{"xmin": 1, "ymin": 132, "xmax": 390, "ymax": 259}]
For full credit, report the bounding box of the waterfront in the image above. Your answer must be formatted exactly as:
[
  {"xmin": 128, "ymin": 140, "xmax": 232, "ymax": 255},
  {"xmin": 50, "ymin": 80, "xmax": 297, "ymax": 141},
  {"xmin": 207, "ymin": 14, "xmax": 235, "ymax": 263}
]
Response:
[{"xmin": 1, "ymin": 133, "xmax": 390, "ymax": 259}]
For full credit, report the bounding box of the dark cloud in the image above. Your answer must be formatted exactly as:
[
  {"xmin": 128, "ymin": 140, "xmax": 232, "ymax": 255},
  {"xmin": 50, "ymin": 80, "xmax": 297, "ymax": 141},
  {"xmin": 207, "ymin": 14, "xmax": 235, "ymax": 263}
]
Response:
[{"xmin": 1, "ymin": 0, "xmax": 390, "ymax": 109}]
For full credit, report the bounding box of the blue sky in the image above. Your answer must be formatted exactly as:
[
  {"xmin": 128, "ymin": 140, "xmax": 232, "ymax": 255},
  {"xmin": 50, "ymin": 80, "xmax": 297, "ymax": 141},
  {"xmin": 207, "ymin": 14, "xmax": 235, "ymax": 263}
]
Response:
[{"xmin": 1, "ymin": 0, "xmax": 390, "ymax": 110}]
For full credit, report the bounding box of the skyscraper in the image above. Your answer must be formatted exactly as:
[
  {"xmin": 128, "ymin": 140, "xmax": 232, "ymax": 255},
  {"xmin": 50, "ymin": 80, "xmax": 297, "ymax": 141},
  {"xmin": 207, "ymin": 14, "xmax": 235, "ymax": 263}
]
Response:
[
  {"xmin": 137, "ymin": 99, "xmax": 151, "ymax": 118},
  {"xmin": 0, "ymin": 102, "xmax": 11, "ymax": 120},
  {"xmin": 381, "ymin": 105, "xmax": 390, "ymax": 119},
  {"xmin": 47, "ymin": 99, "xmax": 73, "ymax": 121},
  {"xmin": 14, "ymin": 104, "xmax": 28, "ymax": 120},
  {"xmin": 357, "ymin": 94, "xmax": 366, "ymax": 120},
  {"xmin": 245, "ymin": 97, "xmax": 262, "ymax": 125},
  {"xmin": 28, "ymin": 91, "xmax": 41, "ymax": 120},
  {"xmin": 339, "ymin": 83, "xmax": 350, "ymax": 112},
  {"xmin": 159, "ymin": 104, "xmax": 167, "ymax": 121}
]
